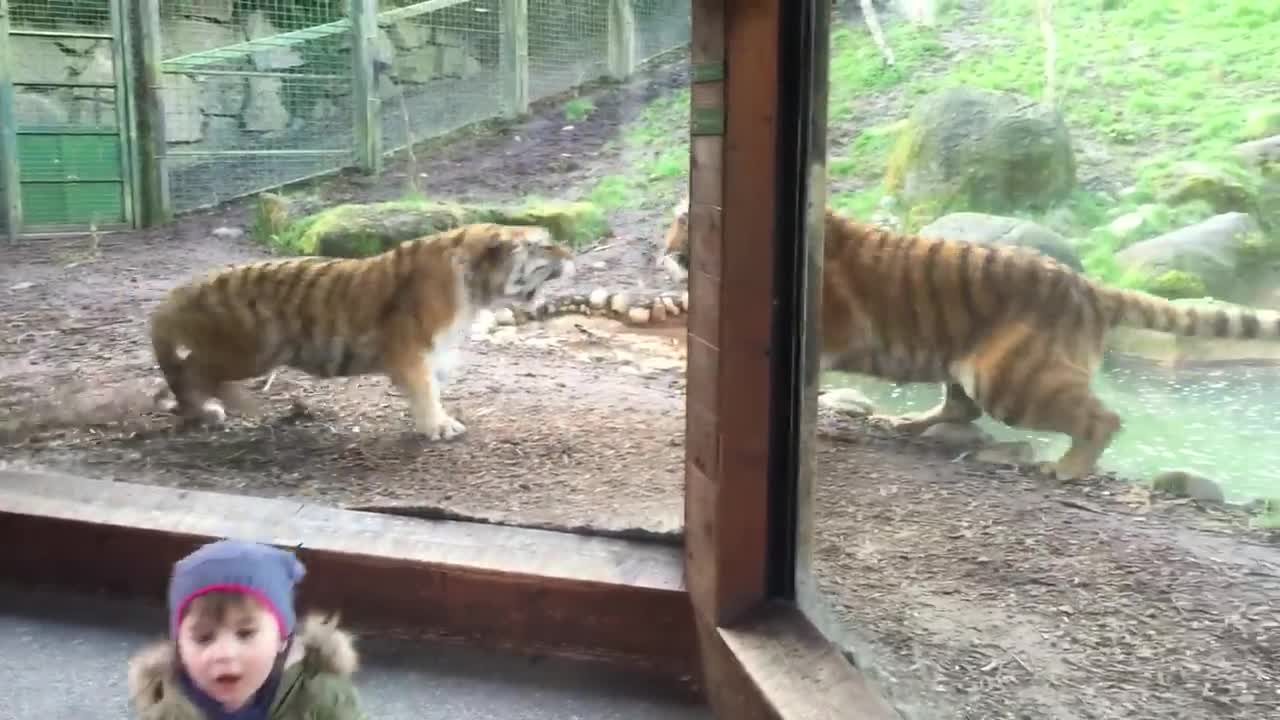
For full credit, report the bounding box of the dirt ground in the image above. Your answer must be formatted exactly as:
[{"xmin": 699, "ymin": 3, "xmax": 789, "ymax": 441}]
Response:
[{"xmin": 2, "ymin": 44, "xmax": 1277, "ymax": 720}]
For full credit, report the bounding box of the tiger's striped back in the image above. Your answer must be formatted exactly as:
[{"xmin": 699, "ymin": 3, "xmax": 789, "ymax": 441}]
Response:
[
  {"xmin": 149, "ymin": 222, "xmax": 573, "ymax": 439},
  {"xmin": 658, "ymin": 199, "xmax": 1280, "ymax": 480}
]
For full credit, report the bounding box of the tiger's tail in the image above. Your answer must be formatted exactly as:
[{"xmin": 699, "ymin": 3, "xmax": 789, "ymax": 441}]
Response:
[{"xmin": 1099, "ymin": 285, "xmax": 1280, "ymax": 341}]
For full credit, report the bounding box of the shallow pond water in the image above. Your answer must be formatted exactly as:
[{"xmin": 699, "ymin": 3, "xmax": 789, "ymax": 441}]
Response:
[{"xmin": 824, "ymin": 360, "xmax": 1280, "ymax": 502}]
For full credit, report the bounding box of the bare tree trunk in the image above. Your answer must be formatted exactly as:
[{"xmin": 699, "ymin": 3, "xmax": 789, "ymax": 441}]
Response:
[
  {"xmin": 861, "ymin": 0, "xmax": 896, "ymax": 66},
  {"xmin": 1039, "ymin": 0, "xmax": 1057, "ymax": 106}
]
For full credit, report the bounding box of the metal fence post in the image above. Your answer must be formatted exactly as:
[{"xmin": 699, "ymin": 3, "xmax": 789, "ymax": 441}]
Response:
[
  {"xmin": 129, "ymin": 0, "xmax": 171, "ymax": 225},
  {"xmin": 0, "ymin": 0, "xmax": 22, "ymax": 241},
  {"xmin": 352, "ymin": 0, "xmax": 382, "ymax": 174}
]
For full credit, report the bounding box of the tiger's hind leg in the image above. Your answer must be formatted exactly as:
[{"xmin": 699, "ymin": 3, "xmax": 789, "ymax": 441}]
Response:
[
  {"xmin": 160, "ymin": 356, "xmax": 230, "ymax": 427},
  {"xmin": 965, "ymin": 328, "xmax": 1120, "ymax": 481},
  {"xmin": 871, "ymin": 382, "xmax": 983, "ymax": 434}
]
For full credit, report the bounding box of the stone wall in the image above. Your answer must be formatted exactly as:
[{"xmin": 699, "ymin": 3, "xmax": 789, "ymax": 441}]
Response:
[{"xmin": 11, "ymin": 0, "xmax": 489, "ymax": 150}]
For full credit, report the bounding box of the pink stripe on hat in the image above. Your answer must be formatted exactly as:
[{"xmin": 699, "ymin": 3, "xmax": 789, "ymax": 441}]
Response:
[{"xmin": 172, "ymin": 583, "xmax": 290, "ymax": 640}]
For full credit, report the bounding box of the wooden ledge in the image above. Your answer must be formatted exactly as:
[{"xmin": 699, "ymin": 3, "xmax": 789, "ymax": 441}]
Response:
[
  {"xmin": 699, "ymin": 602, "xmax": 898, "ymax": 720},
  {"xmin": 0, "ymin": 469, "xmax": 700, "ymax": 696}
]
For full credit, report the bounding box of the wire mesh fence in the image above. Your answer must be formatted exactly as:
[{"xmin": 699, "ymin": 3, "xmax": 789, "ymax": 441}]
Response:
[
  {"xmin": 377, "ymin": 0, "xmax": 505, "ymax": 154},
  {"xmin": 3, "ymin": 0, "xmax": 692, "ymax": 228},
  {"xmin": 156, "ymin": 1, "xmax": 356, "ymax": 212}
]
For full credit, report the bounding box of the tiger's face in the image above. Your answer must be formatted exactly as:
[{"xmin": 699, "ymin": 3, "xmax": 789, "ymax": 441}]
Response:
[
  {"xmin": 465, "ymin": 225, "xmax": 575, "ymax": 305},
  {"xmin": 657, "ymin": 195, "xmax": 690, "ymax": 280}
]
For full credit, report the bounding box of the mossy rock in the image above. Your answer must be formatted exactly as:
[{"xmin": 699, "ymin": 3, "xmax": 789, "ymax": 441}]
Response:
[
  {"xmin": 1144, "ymin": 269, "xmax": 1207, "ymax": 300},
  {"xmin": 1241, "ymin": 106, "xmax": 1280, "ymax": 141},
  {"xmin": 256, "ymin": 197, "xmax": 609, "ymax": 258},
  {"xmin": 886, "ymin": 86, "xmax": 1077, "ymax": 219}
]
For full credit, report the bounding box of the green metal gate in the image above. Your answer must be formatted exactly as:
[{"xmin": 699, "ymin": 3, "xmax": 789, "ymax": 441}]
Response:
[{"xmin": 0, "ymin": 0, "xmax": 134, "ymax": 240}]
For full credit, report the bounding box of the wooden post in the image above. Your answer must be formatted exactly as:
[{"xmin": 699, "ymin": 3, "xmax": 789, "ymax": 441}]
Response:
[
  {"xmin": 607, "ymin": 0, "xmax": 637, "ymax": 81},
  {"xmin": 128, "ymin": 0, "xmax": 171, "ymax": 225},
  {"xmin": 109, "ymin": 0, "xmax": 138, "ymax": 228},
  {"xmin": 0, "ymin": 0, "xmax": 22, "ymax": 240},
  {"xmin": 351, "ymin": 0, "xmax": 382, "ymax": 174},
  {"xmin": 500, "ymin": 0, "xmax": 528, "ymax": 117}
]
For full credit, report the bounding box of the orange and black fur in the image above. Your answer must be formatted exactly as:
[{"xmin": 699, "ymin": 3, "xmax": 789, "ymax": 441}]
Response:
[
  {"xmin": 661, "ymin": 197, "xmax": 1280, "ymax": 480},
  {"xmin": 150, "ymin": 223, "xmax": 574, "ymax": 440}
]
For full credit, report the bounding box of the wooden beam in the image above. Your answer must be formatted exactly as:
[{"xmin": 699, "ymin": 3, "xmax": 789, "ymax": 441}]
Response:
[
  {"xmin": 0, "ymin": 0, "xmax": 22, "ymax": 241},
  {"xmin": 684, "ymin": 0, "xmax": 777, "ymax": 628},
  {"xmin": 500, "ymin": 0, "xmax": 529, "ymax": 117},
  {"xmin": 707, "ymin": 603, "xmax": 899, "ymax": 720},
  {"xmin": 0, "ymin": 468, "xmax": 701, "ymax": 698},
  {"xmin": 351, "ymin": 0, "xmax": 382, "ymax": 173},
  {"xmin": 607, "ymin": 0, "xmax": 638, "ymax": 81},
  {"xmin": 128, "ymin": 0, "xmax": 170, "ymax": 225}
]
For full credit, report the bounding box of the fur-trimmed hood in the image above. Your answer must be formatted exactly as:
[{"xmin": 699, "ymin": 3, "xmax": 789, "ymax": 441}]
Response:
[{"xmin": 127, "ymin": 613, "xmax": 361, "ymax": 718}]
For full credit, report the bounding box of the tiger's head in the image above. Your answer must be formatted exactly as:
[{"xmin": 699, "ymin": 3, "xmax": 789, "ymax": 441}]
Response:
[
  {"xmin": 459, "ymin": 223, "xmax": 576, "ymax": 306},
  {"xmin": 656, "ymin": 194, "xmax": 690, "ymax": 281}
]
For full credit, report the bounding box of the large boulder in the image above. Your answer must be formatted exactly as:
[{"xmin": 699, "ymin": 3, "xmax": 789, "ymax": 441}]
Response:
[
  {"xmin": 255, "ymin": 195, "xmax": 608, "ymax": 257},
  {"xmin": 919, "ymin": 212, "xmax": 1082, "ymax": 271},
  {"xmin": 887, "ymin": 86, "xmax": 1077, "ymax": 220},
  {"xmin": 1154, "ymin": 160, "xmax": 1277, "ymax": 232},
  {"xmin": 1114, "ymin": 212, "xmax": 1265, "ymax": 302}
]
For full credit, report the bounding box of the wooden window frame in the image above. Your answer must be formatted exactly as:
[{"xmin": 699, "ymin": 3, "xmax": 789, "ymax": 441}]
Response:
[
  {"xmin": 684, "ymin": 0, "xmax": 899, "ymax": 716},
  {"xmin": 1, "ymin": 1, "xmax": 898, "ymax": 716}
]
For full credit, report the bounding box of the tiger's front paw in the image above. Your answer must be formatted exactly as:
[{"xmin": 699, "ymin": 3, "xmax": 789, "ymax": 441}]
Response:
[{"xmin": 418, "ymin": 414, "xmax": 467, "ymax": 441}]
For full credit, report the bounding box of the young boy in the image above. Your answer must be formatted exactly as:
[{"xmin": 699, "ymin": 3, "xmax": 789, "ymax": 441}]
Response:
[{"xmin": 126, "ymin": 538, "xmax": 369, "ymax": 720}]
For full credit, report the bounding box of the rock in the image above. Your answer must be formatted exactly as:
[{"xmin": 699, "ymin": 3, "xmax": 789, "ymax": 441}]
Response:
[
  {"xmin": 493, "ymin": 308, "xmax": 516, "ymax": 326},
  {"xmin": 246, "ymin": 11, "xmax": 305, "ymax": 71},
  {"xmin": 627, "ymin": 307, "xmax": 652, "ymax": 324},
  {"xmin": 210, "ymin": 226, "xmax": 244, "ymax": 241},
  {"xmin": 921, "ymin": 422, "xmax": 992, "ymax": 448},
  {"xmin": 919, "ymin": 212, "xmax": 1082, "ymax": 271},
  {"xmin": 161, "ymin": 75, "xmax": 204, "ymax": 143},
  {"xmin": 1114, "ymin": 212, "xmax": 1263, "ymax": 300},
  {"xmin": 680, "ymin": 291, "xmax": 689, "ymax": 311},
  {"xmin": 471, "ymin": 308, "xmax": 497, "ymax": 335},
  {"xmin": 649, "ymin": 298, "xmax": 667, "ymax": 322},
  {"xmin": 609, "ymin": 292, "xmax": 631, "ymax": 315},
  {"xmin": 588, "ymin": 288, "xmax": 610, "ymax": 309},
  {"xmin": 1234, "ymin": 135, "xmax": 1280, "ymax": 172},
  {"xmin": 242, "ymin": 77, "xmax": 289, "ymax": 132},
  {"xmin": 1106, "ymin": 203, "xmax": 1171, "ymax": 244},
  {"xmin": 888, "ymin": 86, "xmax": 1076, "ymax": 217},
  {"xmin": 818, "ymin": 388, "xmax": 874, "ymax": 417},
  {"xmin": 971, "ymin": 441, "xmax": 1036, "ymax": 466},
  {"xmin": 1151, "ymin": 470, "xmax": 1225, "ymax": 504},
  {"xmin": 1155, "ymin": 161, "xmax": 1268, "ymax": 222},
  {"xmin": 661, "ymin": 296, "xmax": 681, "ymax": 316},
  {"xmin": 1241, "ymin": 105, "xmax": 1280, "ymax": 141},
  {"xmin": 184, "ymin": 0, "xmax": 235, "ymax": 22},
  {"xmin": 262, "ymin": 199, "xmax": 605, "ymax": 258}
]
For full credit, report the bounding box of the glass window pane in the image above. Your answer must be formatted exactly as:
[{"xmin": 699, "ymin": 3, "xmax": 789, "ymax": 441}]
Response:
[{"xmin": 796, "ymin": 2, "xmax": 1280, "ymax": 717}]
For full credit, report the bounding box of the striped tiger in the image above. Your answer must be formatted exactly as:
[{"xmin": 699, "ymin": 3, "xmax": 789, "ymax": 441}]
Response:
[
  {"xmin": 150, "ymin": 222, "xmax": 574, "ymax": 440},
  {"xmin": 661, "ymin": 197, "xmax": 1280, "ymax": 480}
]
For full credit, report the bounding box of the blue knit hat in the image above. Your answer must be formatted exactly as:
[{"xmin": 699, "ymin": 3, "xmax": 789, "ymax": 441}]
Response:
[{"xmin": 168, "ymin": 538, "xmax": 307, "ymax": 640}]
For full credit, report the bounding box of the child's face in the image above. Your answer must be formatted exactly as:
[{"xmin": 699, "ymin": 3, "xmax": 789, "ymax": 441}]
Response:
[{"xmin": 176, "ymin": 595, "xmax": 285, "ymax": 711}]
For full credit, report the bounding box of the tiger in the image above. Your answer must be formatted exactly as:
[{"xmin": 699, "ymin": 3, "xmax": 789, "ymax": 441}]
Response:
[
  {"xmin": 660, "ymin": 196, "xmax": 1280, "ymax": 480},
  {"xmin": 149, "ymin": 222, "xmax": 575, "ymax": 441}
]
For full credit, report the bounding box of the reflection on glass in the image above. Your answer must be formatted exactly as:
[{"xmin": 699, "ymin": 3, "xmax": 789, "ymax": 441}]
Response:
[
  {"xmin": 796, "ymin": 2, "xmax": 1280, "ymax": 717},
  {"xmin": 1, "ymin": 0, "xmax": 693, "ymax": 538}
]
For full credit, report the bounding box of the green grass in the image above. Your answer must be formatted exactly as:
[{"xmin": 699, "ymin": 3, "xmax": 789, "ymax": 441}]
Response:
[
  {"xmin": 563, "ymin": 97, "xmax": 597, "ymax": 123},
  {"xmin": 580, "ymin": 87, "xmax": 690, "ymax": 212}
]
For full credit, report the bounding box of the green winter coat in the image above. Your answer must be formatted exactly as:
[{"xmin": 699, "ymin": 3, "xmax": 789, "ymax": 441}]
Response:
[{"xmin": 126, "ymin": 613, "xmax": 369, "ymax": 720}]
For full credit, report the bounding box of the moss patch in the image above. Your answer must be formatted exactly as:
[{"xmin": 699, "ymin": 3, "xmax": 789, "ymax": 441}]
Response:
[{"xmin": 257, "ymin": 197, "xmax": 609, "ymax": 258}]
